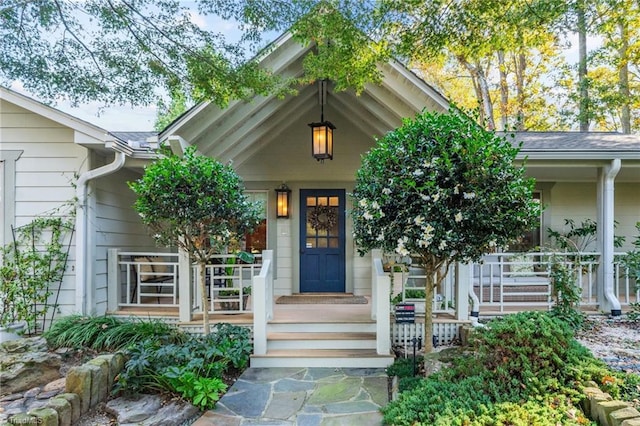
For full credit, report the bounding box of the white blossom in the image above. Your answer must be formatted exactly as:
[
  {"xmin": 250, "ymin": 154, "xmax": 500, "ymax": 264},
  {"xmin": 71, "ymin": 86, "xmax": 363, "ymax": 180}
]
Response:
[
  {"xmin": 463, "ymin": 192, "xmax": 476, "ymax": 200},
  {"xmin": 413, "ymin": 169, "xmax": 424, "ymax": 177},
  {"xmin": 382, "ymin": 187, "xmax": 392, "ymax": 195},
  {"xmin": 376, "ymin": 233, "xmax": 385, "ymax": 241},
  {"xmin": 363, "ymin": 211, "xmax": 373, "ymax": 220},
  {"xmin": 453, "ymin": 185, "xmax": 460, "ymax": 195},
  {"xmin": 420, "ymin": 194, "xmax": 431, "ymax": 201},
  {"xmin": 371, "ymin": 201, "xmax": 380, "ymax": 210},
  {"xmin": 439, "ymin": 240, "xmax": 448, "ymax": 250},
  {"xmin": 488, "ymin": 240, "xmax": 497, "ymax": 248},
  {"xmin": 359, "ymin": 199, "xmax": 368, "ymax": 207},
  {"xmin": 432, "ymin": 192, "xmax": 440, "ymax": 202},
  {"xmin": 414, "ymin": 215, "xmax": 425, "ymax": 226},
  {"xmin": 454, "ymin": 212, "xmax": 463, "ymax": 223}
]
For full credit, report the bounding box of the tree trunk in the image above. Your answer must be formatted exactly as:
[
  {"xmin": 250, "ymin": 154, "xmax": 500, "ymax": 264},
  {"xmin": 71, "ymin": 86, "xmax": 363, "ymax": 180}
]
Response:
[
  {"xmin": 423, "ymin": 267, "xmax": 435, "ymax": 354},
  {"xmin": 199, "ymin": 262, "xmax": 210, "ymax": 334},
  {"xmin": 577, "ymin": 0, "xmax": 590, "ymax": 131},
  {"xmin": 618, "ymin": 20, "xmax": 631, "ymax": 133},
  {"xmin": 498, "ymin": 51, "xmax": 509, "ymax": 131},
  {"xmin": 459, "ymin": 56, "xmax": 495, "ymax": 129},
  {"xmin": 515, "ymin": 52, "xmax": 526, "ymax": 131}
]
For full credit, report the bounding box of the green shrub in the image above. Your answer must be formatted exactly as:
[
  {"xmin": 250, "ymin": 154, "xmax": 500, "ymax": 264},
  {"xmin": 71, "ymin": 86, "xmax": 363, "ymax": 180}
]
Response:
[
  {"xmin": 44, "ymin": 315, "xmax": 186, "ymax": 351},
  {"xmin": 459, "ymin": 311, "xmax": 592, "ymax": 399},
  {"xmin": 114, "ymin": 323, "xmax": 252, "ymax": 409},
  {"xmin": 383, "ymin": 311, "xmax": 605, "ymax": 425},
  {"xmin": 382, "ymin": 375, "xmax": 494, "ymax": 426}
]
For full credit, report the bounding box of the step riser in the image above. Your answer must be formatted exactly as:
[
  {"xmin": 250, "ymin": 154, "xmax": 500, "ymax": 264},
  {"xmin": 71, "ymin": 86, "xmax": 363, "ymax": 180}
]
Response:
[
  {"xmin": 267, "ymin": 323, "xmax": 375, "ymax": 333},
  {"xmin": 268, "ymin": 339, "xmax": 377, "ymax": 350},
  {"xmin": 250, "ymin": 356, "xmax": 394, "ymax": 368}
]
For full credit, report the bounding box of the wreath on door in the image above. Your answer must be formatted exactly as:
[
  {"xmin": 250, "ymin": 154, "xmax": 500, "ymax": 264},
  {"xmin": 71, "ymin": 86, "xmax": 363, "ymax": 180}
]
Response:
[{"xmin": 309, "ymin": 205, "xmax": 338, "ymax": 232}]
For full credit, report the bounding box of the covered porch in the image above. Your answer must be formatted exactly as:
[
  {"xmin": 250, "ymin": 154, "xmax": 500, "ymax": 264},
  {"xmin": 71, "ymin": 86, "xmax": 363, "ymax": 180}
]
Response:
[{"xmin": 106, "ymin": 248, "xmax": 637, "ymax": 368}]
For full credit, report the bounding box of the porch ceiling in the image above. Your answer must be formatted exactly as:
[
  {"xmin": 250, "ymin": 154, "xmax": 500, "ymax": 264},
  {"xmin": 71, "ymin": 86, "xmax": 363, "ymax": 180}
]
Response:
[{"xmin": 160, "ymin": 33, "xmax": 449, "ymax": 166}]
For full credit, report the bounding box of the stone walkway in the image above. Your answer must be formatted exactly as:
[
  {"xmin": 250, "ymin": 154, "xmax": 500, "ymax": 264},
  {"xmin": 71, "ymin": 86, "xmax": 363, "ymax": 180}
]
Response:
[{"xmin": 193, "ymin": 368, "xmax": 389, "ymax": 426}]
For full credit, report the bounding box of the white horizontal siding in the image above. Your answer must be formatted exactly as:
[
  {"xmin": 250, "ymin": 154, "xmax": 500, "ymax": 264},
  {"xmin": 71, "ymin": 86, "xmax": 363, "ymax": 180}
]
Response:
[{"xmin": 92, "ymin": 168, "xmax": 157, "ymax": 314}]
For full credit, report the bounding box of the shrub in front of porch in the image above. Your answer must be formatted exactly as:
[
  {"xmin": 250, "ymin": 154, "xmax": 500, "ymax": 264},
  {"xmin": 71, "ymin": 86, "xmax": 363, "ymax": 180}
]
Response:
[
  {"xmin": 129, "ymin": 146, "xmax": 262, "ymax": 335},
  {"xmin": 382, "ymin": 311, "xmax": 636, "ymax": 425},
  {"xmin": 114, "ymin": 323, "xmax": 252, "ymax": 410},
  {"xmin": 352, "ymin": 109, "xmax": 540, "ymax": 353}
]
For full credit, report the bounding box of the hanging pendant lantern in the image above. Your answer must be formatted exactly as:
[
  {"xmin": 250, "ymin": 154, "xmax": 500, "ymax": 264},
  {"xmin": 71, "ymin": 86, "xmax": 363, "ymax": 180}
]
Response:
[{"xmin": 309, "ymin": 80, "xmax": 336, "ymax": 162}]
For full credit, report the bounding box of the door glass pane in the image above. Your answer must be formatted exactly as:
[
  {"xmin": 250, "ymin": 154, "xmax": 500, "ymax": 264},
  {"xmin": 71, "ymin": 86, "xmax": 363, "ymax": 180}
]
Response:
[
  {"xmin": 329, "ymin": 238, "xmax": 339, "ymax": 248},
  {"xmin": 317, "ymin": 238, "xmax": 328, "ymax": 248},
  {"xmin": 329, "ymin": 196, "xmax": 339, "ymax": 207},
  {"xmin": 306, "ymin": 238, "xmax": 315, "ymax": 248}
]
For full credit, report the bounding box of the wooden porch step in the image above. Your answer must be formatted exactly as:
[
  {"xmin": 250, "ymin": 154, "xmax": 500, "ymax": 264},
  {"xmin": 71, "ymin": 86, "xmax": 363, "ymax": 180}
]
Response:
[
  {"xmin": 267, "ymin": 321, "xmax": 376, "ymax": 333},
  {"xmin": 250, "ymin": 349, "xmax": 394, "ymax": 368},
  {"xmin": 267, "ymin": 332, "xmax": 377, "ymax": 350}
]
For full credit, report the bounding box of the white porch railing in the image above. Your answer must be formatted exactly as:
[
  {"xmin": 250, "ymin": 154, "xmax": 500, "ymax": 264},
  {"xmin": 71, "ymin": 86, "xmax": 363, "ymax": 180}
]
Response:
[
  {"xmin": 252, "ymin": 252, "xmax": 273, "ymax": 355},
  {"xmin": 108, "ymin": 250, "xmax": 263, "ymax": 313},
  {"xmin": 191, "ymin": 254, "xmax": 263, "ymax": 314},
  {"xmin": 111, "ymin": 251, "xmax": 180, "ymax": 308},
  {"xmin": 388, "ymin": 252, "xmax": 638, "ymax": 315}
]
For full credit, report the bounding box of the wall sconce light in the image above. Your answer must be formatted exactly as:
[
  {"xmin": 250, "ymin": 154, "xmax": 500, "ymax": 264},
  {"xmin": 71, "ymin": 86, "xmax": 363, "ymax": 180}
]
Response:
[
  {"xmin": 308, "ymin": 79, "xmax": 335, "ymax": 162},
  {"xmin": 275, "ymin": 183, "xmax": 291, "ymax": 218}
]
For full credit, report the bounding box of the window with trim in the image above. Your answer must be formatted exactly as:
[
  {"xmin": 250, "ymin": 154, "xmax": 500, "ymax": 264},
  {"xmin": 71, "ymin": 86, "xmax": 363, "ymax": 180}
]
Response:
[
  {"xmin": 509, "ymin": 191, "xmax": 542, "ymax": 252},
  {"xmin": 243, "ymin": 191, "xmax": 268, "ymax": 254}
]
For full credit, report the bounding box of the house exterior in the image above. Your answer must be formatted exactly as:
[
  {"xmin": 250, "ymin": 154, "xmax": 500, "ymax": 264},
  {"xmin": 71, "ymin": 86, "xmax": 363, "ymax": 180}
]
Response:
[{"xmin": 1, "ymin": 31, "xmax": 639, "ymax": 365}]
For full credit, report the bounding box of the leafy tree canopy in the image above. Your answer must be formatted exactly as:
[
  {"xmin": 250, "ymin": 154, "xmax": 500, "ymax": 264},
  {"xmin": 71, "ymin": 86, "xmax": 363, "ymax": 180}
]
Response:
[
  {"xmin": 0, "ymin": 0, "xmax": 383, "ymax": 109},
  {"xmin": 352, "ymin": 109, "xmax": 540, "ymax": 265},
  {"xmin": 128, "ymin": 146, "xmax": 261, "ymax": 263}
]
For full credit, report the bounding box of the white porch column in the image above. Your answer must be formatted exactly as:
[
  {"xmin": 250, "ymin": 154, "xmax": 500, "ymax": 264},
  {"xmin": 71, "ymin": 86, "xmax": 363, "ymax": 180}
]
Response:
[
  {"xmin": 455, "ymin": 262, "xmax": 470, "ymax": 321},
  {"xmin": 178, "ymin": 247, "xmax": 193, "ymax": 323},
  {"xmin": 373, "ymin": 257, "xmax": 391, "ymax": 355},
  {"xmin": 597, "ymin": 159, "xmax": 622, "ymax": 316},
  {"xmin": 107, "ymin": 249, "xmax": 119, "ymax": 312}
]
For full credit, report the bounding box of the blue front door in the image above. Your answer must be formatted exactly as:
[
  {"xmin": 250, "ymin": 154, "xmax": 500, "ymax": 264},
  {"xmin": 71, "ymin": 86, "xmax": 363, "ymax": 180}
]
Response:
[{"xmin": 299, "ymin": 189, "xmax": 345, "ymax": 293}]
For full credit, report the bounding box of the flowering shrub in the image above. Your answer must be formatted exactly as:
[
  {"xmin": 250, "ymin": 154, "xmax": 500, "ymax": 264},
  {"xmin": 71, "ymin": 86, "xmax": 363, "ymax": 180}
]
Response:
[{"xmin": 352, "ymin": 109, "xmax": 540, "ymax": 351}]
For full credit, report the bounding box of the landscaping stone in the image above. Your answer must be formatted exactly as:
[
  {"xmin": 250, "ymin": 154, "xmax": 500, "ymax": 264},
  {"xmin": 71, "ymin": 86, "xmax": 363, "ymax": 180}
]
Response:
[
  {"xmin": 46, "ymin": 397, "xmax": 72, "ymax": 426},
  {"xmin": 105, "ymin": 394, "xmax": 162, "ymax": 423},
  {"xmin": 27, "ymin": 407, "xmax": 58, "ymax": 426},
  {"xmin": 64, "ymin": 365, "xmax": 92, "ymax": 414},
  {"xmin": 87, "ymin": 358, "xmax": 109, "ymax": 406},
  {"xmin": 0, "ymin": 349, "xmax": 61, "ymax": 394},
  {"xmin": 308, "ymin": 377, "xmax": 361, "ymax": 405},
  {"xmin": 611, "ymin": 407, "xmax": 640, "ymax": 426},
  {"xmin": 597, "ymin": 400, "xmax": 630, "ymax": 425},
  {"xmin": 621, "ymin": 419, "xmax": 640, "ymax": 426},
  {"xmin": 54, "ymin": 393, "xmax": 80, "ymax": 424},
  {"xmin": 263, "ymin": 391, "xmax": 306, "ymax": 419}
]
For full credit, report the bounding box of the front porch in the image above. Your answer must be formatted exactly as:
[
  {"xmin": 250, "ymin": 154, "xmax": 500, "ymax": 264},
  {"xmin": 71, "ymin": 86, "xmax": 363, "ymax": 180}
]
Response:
[{"xmin": 106, "ymin": 249, "xmax": 638, "ymax": 368}]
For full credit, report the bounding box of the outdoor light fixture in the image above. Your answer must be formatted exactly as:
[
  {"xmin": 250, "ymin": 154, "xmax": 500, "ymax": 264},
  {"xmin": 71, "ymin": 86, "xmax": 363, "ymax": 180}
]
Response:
[
  {"xmin": 308, "ymin": 79, "xmax": 336, "ymax": 162},
  {"xmin": 275, "ymin": 183, "xmax": 291, "ymax": 218}
]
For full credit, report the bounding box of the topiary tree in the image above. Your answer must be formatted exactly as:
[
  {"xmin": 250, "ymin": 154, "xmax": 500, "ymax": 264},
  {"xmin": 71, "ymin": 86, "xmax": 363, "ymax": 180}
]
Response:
[
  {"xmin": 129, "ymin": 146, "xmax": 261, "ymax": 334},
  {"xmin": 351, "ymin": 109, "xmax": 540, "ymax": 353}
]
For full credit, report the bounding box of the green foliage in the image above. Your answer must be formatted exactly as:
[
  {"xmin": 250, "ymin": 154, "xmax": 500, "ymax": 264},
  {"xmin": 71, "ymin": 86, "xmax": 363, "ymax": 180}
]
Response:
[
  {"xmin": 129, "ymin": 146, "xmax": 261, "ymax": 334},
  {"xmin": 548, "ymin": 258, "xmax": 586, "ymax": 330},
  {"xmin": 44, "ymin": 315, "xmax": 187, "ymax": 351},
  {"xmin": 129, "ymin": 147, "xmax": 261, "ymax": 264},
  {"xmin": 352, "ymin": 108, "xmax": 539, "ymax": 351},
  {"xmin": 0, "ymin": 217, "xmax": 73, "ymax": 334},
  {"xmin": 547, "ymin": 218, "xmax": 625, "ymax": 253},
  {"xmin": 114, "ymin": 323, "xmax": 251, "ymax": 410},
  {"xmin": 162, "ymin": 366, "xmax": 228, "ymax": 410},
  {"xmin": 352, "ymin": 108, "xmax": 539, "ymax": 264},
  {"xmin": 383, "ymin": 311, "xmax": 611, "ymax": 425}
]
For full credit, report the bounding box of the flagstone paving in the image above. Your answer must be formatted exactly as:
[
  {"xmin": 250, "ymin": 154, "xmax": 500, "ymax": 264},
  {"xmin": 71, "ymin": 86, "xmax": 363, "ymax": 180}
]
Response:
[{"xmin": 192, "ymin": 368, "xmax": 388, "ymax": 426}]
